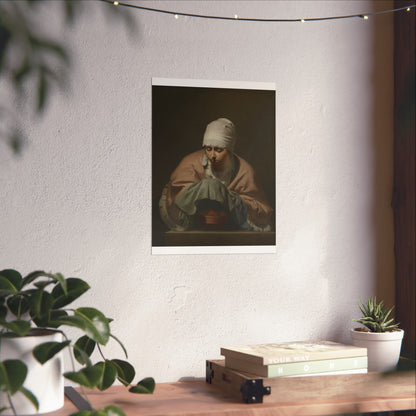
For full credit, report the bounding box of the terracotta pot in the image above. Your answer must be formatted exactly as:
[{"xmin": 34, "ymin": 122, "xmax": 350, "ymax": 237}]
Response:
[
  {"xmin": 0, "ymin": 329, "xmax": 64, "ymax": 415},
  {"xmin": 350, "ymin": 328, "xmax": 404, "ymax": 372}
]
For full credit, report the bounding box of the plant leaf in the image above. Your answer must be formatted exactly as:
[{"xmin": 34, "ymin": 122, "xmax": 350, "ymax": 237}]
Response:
[
  {"xmin": 0, "ymin": 276, "xmax": 19, "ymax": 296},
  {"xmin": 52, "ymin": 273, "xmax": 67, "ymax": 294},
  {"xmin": 51, "ymin": 278, "xmax": 90, "ymax": 309},
  {"xmin": 74, "ymin": 335, "xmax": 96, "ymax": 365},
  {"xmin": 52, "ymin": 315, "xmax": 89, "ymax": 333},
  {"xmin": 94, "ymin": 361, "xmax": 117, "ymax": 391},
  {"xmin": 29, "ymin": 36, "xmax": 70, "ymax": 65},
  {"xmin": 47, "ymin": 309, "xmax": 69, "ymax": 328},
  {"xmin": 128, "ymin": 377, "xmax": 155, "ymax": 394},
  {"xmin": 0, "ymin": 303, "xmax": 7, "ymax": 321},
  {"xmin": 33, "ymin": 340, "xmax": 70, "ymax": 364},
  {"xmin": 23, "ymin": 271, "xmax": 68, "ymax": 294},
  {"xmin": 63, "ymin": 0, "xmax": 78, "ymax": 25},
  {"xmin": 74, "ymin": 308, "xmax": 110, "ymax": 345},
  {"xmin": 19, "ymin": 386, "xmax": 39, "ymax": 411},
  {"xmin": 383, "ymin": 306, "xmax": 394, "ymax": 321},
  {"xmin": 68, "ymin": 407, "xmax": 127, "ymax": 416},
  {"xmin": 64, "ymin": 366, "xmax": 102, "ymax": 389},
  {"xmin": 29, "ymin": 290, "xmax": 53, "ymax": 326},
  {"xmin": 28, "ymin": 289, "xmax": 53, "ymax": 317},
  {"xmin": 0, "ymin": 319, "xmax": 31, "ymax": 336},
  {"xmin": 22, "ymin": 270, "xmax": 50, "ymax": 287},
  {"xmin": 12, "ymin": 56, "xmax": 33, "ymax": 86},
  {"xmin": 354, "ymin": 296, "xmax": 400, "ymax": 332},
  {"xmin": 73, "ymin": 349, "xmax": 92, "ymax": 368},
  {"xmin": 37, "ymin": 66, "xmax": 48, "ymax": 113},
  {"xmin": 97, "ymin": 406, "xmax": 127, "ymax": 416},
  {"xmin": 0, "ymin": 359, "xmax": 27, "ymax": 395},
  {"xmin": 7, "ymin": 295, "xmax": 30, "ymax": 318},
  {"xmin": 110, "ymin": 359, "xmax": 135, "ymax": 386},
  {"xmin": 0, "ymin": 270, "xmax": 22, "ymax": 291},
  {"xmin": 33, "ymin": 280, "xmax": 55, "ymax": 290},
  {"xmin": 68, "ymin": 412, "xmax": 91, "ymax": 416},
  {"xmin": 53, "ymin": 310, "xmax": 109, "ymax": 345}
]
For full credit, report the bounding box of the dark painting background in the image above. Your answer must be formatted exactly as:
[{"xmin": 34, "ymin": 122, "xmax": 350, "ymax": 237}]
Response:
[{"xmin": 152, "ymin": 83, "xmax": 276, "ymax": 246}]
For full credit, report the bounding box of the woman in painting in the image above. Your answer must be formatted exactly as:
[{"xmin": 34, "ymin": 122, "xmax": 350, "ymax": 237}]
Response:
[{"xmin": 159, "ymin": 118, "xmax": 273, "ymax": 232}]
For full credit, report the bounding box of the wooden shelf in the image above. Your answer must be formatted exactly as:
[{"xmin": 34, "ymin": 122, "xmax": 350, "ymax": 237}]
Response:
[
  {"xmin": 51, "ymin": 367, "xmax": 415, "ymax": 416},
  {"xmin": 165, "ymin": 230, "xmax": 276, "ymax": 246}
]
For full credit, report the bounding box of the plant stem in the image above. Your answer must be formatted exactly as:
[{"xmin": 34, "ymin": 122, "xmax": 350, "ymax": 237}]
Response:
[
  {"xmin": 97, "ymin": 343, "xmax": 106, "ymax": 361},
  {"xmin": 7, "ymin": 393, "xmax": 17, "ymax": 416},
  {"xmin": 61, "ymin": 332, "xmax": 94, "ymax": 411},
  {"xmin": 17, "ymin": 296, "xmax": 22, "ymax": 320}
]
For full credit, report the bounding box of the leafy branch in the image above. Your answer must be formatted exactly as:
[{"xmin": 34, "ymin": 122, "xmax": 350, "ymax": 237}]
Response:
[
  {"xmin": 0, "ymin": 269, "xmax": 154, "ymax": 416},
  {"xmin": 0, "ymin": 0, "xmax": 135, "ymax": 155}
]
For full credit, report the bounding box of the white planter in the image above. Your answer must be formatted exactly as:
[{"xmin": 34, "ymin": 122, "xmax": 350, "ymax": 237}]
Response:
[
  {"xmin": 351, "ymin": 328, "xmax": 404, "ymax": 372},
  {"xmin": 0, "ymin": 329, "xmax": 64, "ymax": 415}
]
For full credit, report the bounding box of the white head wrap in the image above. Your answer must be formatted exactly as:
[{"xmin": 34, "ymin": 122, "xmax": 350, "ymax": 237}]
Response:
[{"xmin": 202, "ymin": 118, "xmax": 236, "ymax": 152}]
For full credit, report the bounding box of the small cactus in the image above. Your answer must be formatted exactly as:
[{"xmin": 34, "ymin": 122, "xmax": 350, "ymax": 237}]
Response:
[{"xmin": 353, "ymin": 296, "xmax": 400, "ymax": 332}]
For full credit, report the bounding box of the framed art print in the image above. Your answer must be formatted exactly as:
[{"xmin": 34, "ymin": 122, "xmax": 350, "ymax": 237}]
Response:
[{"xmin": 152, "ymin": 78, "xmax": 276, "ymax": 254}]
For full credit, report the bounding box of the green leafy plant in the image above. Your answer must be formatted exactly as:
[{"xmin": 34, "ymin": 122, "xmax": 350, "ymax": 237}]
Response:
[
  {"xmin": 353, "ymin": 296, "xmax": 400, "ymax": 333},
  {"xmin": 0, "ymin": 0, "xmax": 135, "ymax": 154},
  {"xmin": 0, "ymin": 269, "xmax": 155, "ymax": 416}
]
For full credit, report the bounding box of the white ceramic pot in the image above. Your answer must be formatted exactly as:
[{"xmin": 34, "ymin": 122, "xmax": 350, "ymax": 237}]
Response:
[
  {"xmin": 0, "ymin": 329, "xmax": 64, "ymax": 415},
  {"xmin": 350, "ymin": 328, "xmax": 404, "ymax": 372}
]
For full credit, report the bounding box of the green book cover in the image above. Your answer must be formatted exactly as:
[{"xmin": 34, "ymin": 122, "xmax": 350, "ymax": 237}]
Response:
[{"xmin": 225, "ymin": 355, "xmax": 368, "ymax": 377}]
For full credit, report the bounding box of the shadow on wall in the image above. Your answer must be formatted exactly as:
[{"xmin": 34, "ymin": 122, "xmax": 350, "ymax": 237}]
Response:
[
  {"xmin": 391, "ymin": 0, "xmax": 416, "ymax": 360},
  {"xmin": 320, "ymin": 1, "xmax": 396, "ymax": 344},
  {"xmin": 372, "ymin": 5, "xmax": 395, "ymax": 308}
]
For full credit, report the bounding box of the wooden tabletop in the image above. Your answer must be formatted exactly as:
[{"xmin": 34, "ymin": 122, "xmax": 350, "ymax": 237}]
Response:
[{"xmin": 51, "ymin": 371, "xmax": 415, "ymax": 416}]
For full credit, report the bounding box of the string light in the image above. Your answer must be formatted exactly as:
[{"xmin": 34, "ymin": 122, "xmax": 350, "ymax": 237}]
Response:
[{"xmin": 99, "ymin": 0, "xmax": 415, "ymax": 23}]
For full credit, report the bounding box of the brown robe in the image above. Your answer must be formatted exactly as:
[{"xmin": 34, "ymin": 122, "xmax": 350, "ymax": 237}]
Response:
[{"xmin": 160, "ymin": 149, "xmax": 273, "ymax": 230}]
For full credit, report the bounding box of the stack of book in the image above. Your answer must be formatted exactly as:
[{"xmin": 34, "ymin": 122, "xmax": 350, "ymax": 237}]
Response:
[{"xmin": 220, "ymin": 340, "xmax": 368, "ymax": 378}]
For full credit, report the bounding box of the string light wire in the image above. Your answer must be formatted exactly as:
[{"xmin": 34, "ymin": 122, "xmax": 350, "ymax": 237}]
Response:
[{"xmin": 101, "ymin": 0, "xmax": 415, "ymax": 23}]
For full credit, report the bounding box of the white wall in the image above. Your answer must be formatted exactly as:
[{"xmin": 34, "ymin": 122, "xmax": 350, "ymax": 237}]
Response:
[{"xmin": 0, "ymin": 1, "xmax": 394, "ymax": 383}]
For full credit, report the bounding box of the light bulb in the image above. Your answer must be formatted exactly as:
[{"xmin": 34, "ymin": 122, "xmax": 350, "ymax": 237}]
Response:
[
  {"xmin": 113, "ymin": 1, "xmax": 119, "ymax": 5},
  {"xmin": 234, "ymin": 14, "xmax": 238, "ymax": 19},
  {"xmin": 174, "ymin": 14, "xmax": 179, "ymax": 19}
]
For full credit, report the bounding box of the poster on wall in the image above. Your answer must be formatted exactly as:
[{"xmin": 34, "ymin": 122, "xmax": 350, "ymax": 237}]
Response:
[{"xmin": 152, "ymin": 78, "xmax": 276, "ymax": 255}]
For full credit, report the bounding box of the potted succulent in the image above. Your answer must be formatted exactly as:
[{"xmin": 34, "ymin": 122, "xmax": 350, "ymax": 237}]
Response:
[
  {"xmin": 351, "ymin": 296, "xmax": 404, "ymax": 372},
  {"xmin": 0, "ymin": 269, "xmax": 155, "ymax": 416}
]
